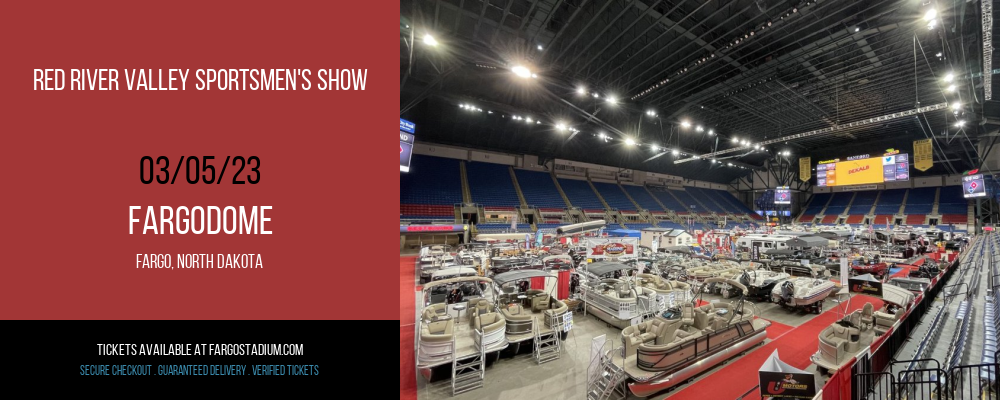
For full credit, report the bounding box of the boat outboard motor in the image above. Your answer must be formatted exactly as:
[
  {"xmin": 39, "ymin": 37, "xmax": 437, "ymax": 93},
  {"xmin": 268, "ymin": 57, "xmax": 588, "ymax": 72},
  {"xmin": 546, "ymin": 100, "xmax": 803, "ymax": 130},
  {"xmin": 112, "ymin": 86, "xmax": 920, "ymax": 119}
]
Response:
[{"xmin": 778, "ymin": 281, "xmax": 795, "ymax": 305}]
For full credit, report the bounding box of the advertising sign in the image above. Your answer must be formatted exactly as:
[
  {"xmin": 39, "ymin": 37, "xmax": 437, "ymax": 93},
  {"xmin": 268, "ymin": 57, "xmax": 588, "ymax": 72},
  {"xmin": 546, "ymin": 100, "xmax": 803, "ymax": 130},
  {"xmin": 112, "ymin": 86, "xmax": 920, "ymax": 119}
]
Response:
[
  {"xmin": 774, "ymin": 187, "xmax": 791, "ymax": 204},
  {"xmin": 584, "ymin": 238, "xmax": 639, "ymax": 261},
  {"xmin": 963, "ymin": 174, "xmax": 987, "ymax": 198},
  {"xmin": 849, "ymin": 276, "xmax": 884, "ymax": 297},
  {"xmin": 816, "ymin": 152, "xmax": 910, "ymax": 187},
  {"xmin": 400, "ymin": 130, "xmax": 415, "ymax": 172},
  {"xmin": 759, "ymin": 350, "xmax": 818, "ymax": 399},
  {"xmin": 799, "ymin": 157, "xmax": 811, "ymax": 182}
]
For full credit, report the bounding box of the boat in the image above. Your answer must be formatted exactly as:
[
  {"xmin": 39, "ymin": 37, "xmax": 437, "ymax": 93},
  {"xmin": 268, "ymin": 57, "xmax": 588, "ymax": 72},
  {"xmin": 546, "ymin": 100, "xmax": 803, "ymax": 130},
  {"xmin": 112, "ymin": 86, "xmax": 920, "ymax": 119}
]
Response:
[
  {"xmin": 738, "ymin": 268, "xmax": 790, "ymax": 302},
  {"xmin": 492, "ymin": 270, "xmax": 573, "ymax": 353},
  {"xmin": 580, "ymin": 262, "xmax": 658, "ymax": 329},
  {"xmin": 612, "ymin": 277, "xmax": 770, "ymax": 397},
  {"xmin": 636, "ymin": 274, "xmax": 694, "ymax": 308},
  {"xmin": 771, "ymin": 277, "xmax": 836, "ymax": 313},
  {"xmin": 417, "ymin": 276, "xmax": 508, "ymax": 382},
  {"xmin": 541, "ymin": 254, "xmax": 575, "ymax": 270}
]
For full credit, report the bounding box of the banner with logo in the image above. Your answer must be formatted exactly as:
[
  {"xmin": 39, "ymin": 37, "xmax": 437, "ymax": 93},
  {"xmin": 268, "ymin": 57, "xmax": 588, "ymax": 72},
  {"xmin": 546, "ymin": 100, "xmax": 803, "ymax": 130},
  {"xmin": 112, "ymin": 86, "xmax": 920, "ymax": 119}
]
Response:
[
  {"xmin": 799, "ymin": 157, "xmax": 811, "ymax": 182},
  {"xmin": 849, "ymin": 275, "xmax": 884, "ymax": 297},
  {"xmin": 913, "ymin": 139, "xmax": 933, "ymax": 171},
  {"xmin": 759, "ymin": 350, "xmax": 818, "ymax": 399},
  {"xmin": 584, "ymin": 238, "xmax": 638, "ymax": 261}
]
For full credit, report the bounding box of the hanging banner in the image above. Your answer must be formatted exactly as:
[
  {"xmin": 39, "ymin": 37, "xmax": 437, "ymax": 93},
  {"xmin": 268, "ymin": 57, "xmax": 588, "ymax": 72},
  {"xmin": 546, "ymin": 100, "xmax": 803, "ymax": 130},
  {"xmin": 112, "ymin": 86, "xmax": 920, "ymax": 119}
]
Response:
[
  {"xmin": 799, "ymin": 157, "xmax": 811, "ymax": 182},
  {"xmin": 584, "ymin": 238, "xmax": 638, "ymax": 261},
  {"xmin": 913, "ymin": 139, "xmax": 933, "ymax": 171}
]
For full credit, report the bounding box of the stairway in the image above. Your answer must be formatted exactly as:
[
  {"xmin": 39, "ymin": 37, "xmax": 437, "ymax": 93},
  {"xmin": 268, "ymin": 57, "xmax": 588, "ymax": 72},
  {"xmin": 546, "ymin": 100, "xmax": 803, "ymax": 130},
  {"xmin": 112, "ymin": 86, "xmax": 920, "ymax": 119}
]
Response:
[
  {"xmin": 967, "ymin": 203, "xmax": 975, "ymax": 233},
  {"xmin": 817, "ymin": 192, "xmax": 835, "ymax": 216},
  {"xmin": 867, "ymin": 191, "xmax": 882, "ymax": 216},
  {"xmin": 459, "ymin": 161, "xmax": 472, "ymax": 204},
  {"xmin": 797, "ymin": 194, "xmax": 816, "ymax": 220},
  {"xmin": 534, "ymin": 319, "xmax": 561, "ymax": 364},
  {"xmin": 841, "ymin": 192, "xmax": 858, "ymax": 216},
  {"xmin": 452, "ymin": 331, "xmax": 485, "ymax": 395},
  {"xmin": 644, "ymin": 187, "xmax": 672, "ymax": 215},
  {"xmin": 898, "ymin": 189, "xmax": 910, "ymax": 215},
  {"xmin": 509, "ymin": 167, "xmax": 529, "ymax": 208},
  {"xmin": 588, "ymin": 356, "xmax": 625, "ymax": 400},
  {"xmin": 587, "ymin": 178, "xmax": 613, "ymax": 210},
  {"xmin": 665, "ymin": 189, "xmax": 693, "ymax": 214},
  {"xmin": 682, "ymin": 187, "xmax": 715, "ymax": 217},
  {"xmin": 550, "ymin": 172, "xmax": 574, "ymax": 208},
  {"xmin": 931, "ymin": 187, "xmax": 941, "ymax": 215}
]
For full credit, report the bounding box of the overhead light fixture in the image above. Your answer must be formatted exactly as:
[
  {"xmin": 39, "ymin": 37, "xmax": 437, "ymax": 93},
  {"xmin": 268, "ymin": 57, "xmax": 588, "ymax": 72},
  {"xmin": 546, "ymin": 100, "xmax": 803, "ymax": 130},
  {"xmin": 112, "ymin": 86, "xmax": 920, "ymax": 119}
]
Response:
[
  {"xmin": 606, "ymin": 96, "xmax": 618, "ymax": 105},
  {"xmin": 754, "ymin": 145, "xmax": 761, "ymax": 150},
  {"xmin": 531, "ymin": 73, "xmax": 537, "ymax": 78},
  {"xmin": 525, "ymin": 117, "xmax": 533, "ymax": 123},
  {"xmin": 731, "ymin": 137, "xmax": 739, "ymax": 143},
  {"xmin": 555, "ymin": 123, "xmax": 568, "ymax": 131},
  {"xmin": 423, "ymin": 34, "xmax": 439, "ymax": 47},
  {"xmin": 708, "ymin": 129, "xmax": 715, "ymax": 136},
  {"xmin": 681, "ymin": 120, "xmax": 691, "ymax": 128},
  {"xmin": 671, "ymin": 149, "xmax": 680, "ymax": 156},
  {"xmin": 577, "ymin": 86, "xmax": 586, "ymax": 95},
  {"xmin": 947, "ymin": 85, "xmax": 956, "ymax": 93},
  {"xmin": 943, "ymin": 72, "xmax": 954, "ymax": 83},
  {"xmin": 955, "ymin": 120, "xmax": 966, "ymax": 128},
  {"xmin": 646, "ymin": 110, "xmax": 656, "ymax": 117},
  {"xmin": 511, "ymin": 65, "xmax": 532, "ymax": 78},
  {"xmin": 695, "ymin": 125, "xmax": 704, "ymax": 132},
  {"xmin": 951, "ymin": 101, "xmax": 962, "ymax": 111},
  {"xmin": 625, "ymin": 138, "xmax": 636, "ymax": 146},
  {"xmin": 923, "ymin": 8, "xmax": 937, "ymax": 22},
  {"xmin": 727, "ymin": 162, "xmax": 733, "ymax": 166},
  {"xmin": 854, "ymin": 27, "xmax": 860, "ymax": 32},
  {"xmin": 592, "ymin": 93, "xmax": 599, "ymax": 98},
  {"xmin": 936, "ymin": 52, "xmax": 943, "ymax": 57},
  {"xmin": 537, "ymin": 45, "xmax": 543, "ymax": 51},
  {"xmin": 741, "ymin": 140, "xmax": 749, "ymax": 146},
  {"xmin": 650, "ymin": 144, "xmax": 659, "ymax": 151}
]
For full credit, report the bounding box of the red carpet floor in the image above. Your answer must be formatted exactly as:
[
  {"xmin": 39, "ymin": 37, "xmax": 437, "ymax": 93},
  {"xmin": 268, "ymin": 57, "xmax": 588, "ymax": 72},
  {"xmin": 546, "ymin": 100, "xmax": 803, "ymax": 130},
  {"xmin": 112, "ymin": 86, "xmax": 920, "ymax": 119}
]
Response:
[
  {"xmin": 760, "ymin": 319, "xmax": 794, "ymax": 340},
  {"xmin": 400, "ymin": 256, "xmax": 417, "ymax": 400},
  {"xmin": 667, "ymin": 295, "xmax": 885, "ymax": 400}
]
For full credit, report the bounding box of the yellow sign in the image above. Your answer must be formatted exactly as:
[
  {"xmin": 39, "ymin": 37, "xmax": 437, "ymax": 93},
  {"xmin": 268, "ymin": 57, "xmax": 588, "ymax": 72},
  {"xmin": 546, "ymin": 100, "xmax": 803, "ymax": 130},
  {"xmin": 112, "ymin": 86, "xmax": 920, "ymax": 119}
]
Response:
[
  {"xmin": 913, "ymin": 139, "xmax": 933, "ymax": 171},
  {"xmin": 831, "ymin": 157, "xmax": 884, "ymax": 186},
  {"xmin": 799, "ymin": 157, "xmax": 811, "ymax": 182}
]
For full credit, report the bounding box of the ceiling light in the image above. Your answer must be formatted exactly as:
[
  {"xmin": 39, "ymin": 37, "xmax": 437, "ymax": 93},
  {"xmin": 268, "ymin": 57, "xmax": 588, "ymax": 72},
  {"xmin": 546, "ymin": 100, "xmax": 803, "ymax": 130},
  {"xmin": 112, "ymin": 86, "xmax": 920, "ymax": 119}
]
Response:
[
  {"xmin": 946, "ymin": 85, "xmax": 956, "ymax": 93},
  {"xmin": 696, "ymin": 125, "xmax": 704, "ymax": 132},
  {"xmin": 525, "ymin": 117, "xmax": 533, "ymax": 123},
  {"xmin": 671, "ymin": 149, "xmax": 679, "ymax": 156},
  {"xmin": 955, "ymin": 120, "xmax": 965, "ymax": 128},
  {"xmin": 536, "ymin": 121, "xmax": 541, "ymax": 124},
  {"xmin": 625, "ymin": 138, "xmax": 636, "ymax": 146},
  {"xmin": 531, "ymin": 73, "xmax": 537, "ymax": 78},
  {"xmin": 727, "ymin": 162, "xmax": 733, "ymax": 166},
  {"xmin": 511, "ymin": 65, "xmax": 532, "ymax": 78},
  {"xmin": 951, "ymin": 101, "xmax": 962, "ymax": 111},
  {"xmin": 854, "ymin": 27, "xmax": 860, "ymax": 32},
  {"xmin": 555, "ymin": 123, "xmax": 568, "ymax": 131},
  {"xmin": 923, "ymin": 8, "xmax": 937, "ymax": 22},
  {"xmin": 708, "ymin": 129, "xmax": 715, "ymax": 135},
  {"xmin": 927, "ymin": 20, "xmax": 937, "ymax": 29},
  {"xmin": 754, "ymin": 145, "xmax": 761, "ymax": 150},
  {"xmin": 731, "ymin": 137, "xmax": 739, "ymax": 143},
  {"xmin": 577, "ymin": 86, "xmax": 586, "ymax": 95},
  {"xmin": 936, "ymin": 52, "xmax": 943, "ymax": 57},
  {"xmin": 650, "ymin": 144, "xmax": 659, "ymax": 151},
  {"xmin": 646, "ymin": 110, "xmax": 656, "ymax": 116},
  {"xmin": 681, "ymin": 120, "xmax": 691, "ymax": 128},
  {"xmin": 943, "ymin": 72, "xmax": 954, "ymax": 83},
  {"xmin": 537, "ymin": 45, "xmax": 543, "ymax": 51},
  {"xmin": 606, "ymin": 96, "xmax": 618, "ymax": 105},
  {"xmin": 741, "ymin": 140, "xmax": 749, "ymax": 146},
  {"xmin": 423, "ymin": 34, "xmax": 439, "ymax": 47}
]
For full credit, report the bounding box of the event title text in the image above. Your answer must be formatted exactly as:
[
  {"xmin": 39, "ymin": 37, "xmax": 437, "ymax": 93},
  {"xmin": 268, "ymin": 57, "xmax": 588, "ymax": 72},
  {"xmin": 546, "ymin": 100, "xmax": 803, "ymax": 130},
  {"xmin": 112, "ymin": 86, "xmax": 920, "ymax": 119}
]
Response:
[{"xmin": 34, "ymin": 68, "xmax": 366, "ymax": 91}]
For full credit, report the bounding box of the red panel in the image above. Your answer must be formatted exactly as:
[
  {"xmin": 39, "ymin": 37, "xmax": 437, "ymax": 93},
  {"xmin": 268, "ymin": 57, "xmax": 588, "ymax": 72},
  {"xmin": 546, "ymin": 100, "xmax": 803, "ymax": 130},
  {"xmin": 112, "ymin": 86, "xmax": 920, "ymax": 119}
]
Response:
[
  {"xmin": 530, "ymin": 277, "xmax": 545, "ymax": 290},
  {"xmin": 942, "ymin": 214, "xmax": 968, "ymax": 223},
  {"xmin": 905, "ymin": 214, "xmax": 926, "ymax": 225},
  {"xmin": 873, "ymin": 215, "xmax": 894, "ymax": 224},
  {"xmin": 749, "ymin": 213, "xmax": 764, "ymax": 220},
  {"xmin": 557, "ymin": 270, "xmax": 570, "ymax": 300},
  {"xmin": 798, "ymin": 214, "xmax": 815, "ymax": 222},
  {"xmin": 846, "ymin": 215, "xmax": 864, "ymax": 224},
  {"xmin": 821, "ymin": 215, "xmax": 839, "ymax": 224},
  {"xmin": 399, "ymin": 204, "xmax": 454, "ymax": 216}
]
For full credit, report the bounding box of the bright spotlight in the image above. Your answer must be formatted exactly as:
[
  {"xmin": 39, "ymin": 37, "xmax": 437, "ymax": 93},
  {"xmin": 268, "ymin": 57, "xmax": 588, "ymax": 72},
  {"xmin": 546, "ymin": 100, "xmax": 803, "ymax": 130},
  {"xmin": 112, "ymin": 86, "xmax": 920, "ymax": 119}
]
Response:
[
  {"xmin": 681, "ymin": 120, "xmax": 692, "ymax": 128},
  {"xmin": 741, "ymin": 140, "xmax": 748, "ymax": 146},
  {"xmin": 672, "ymin": 149, "xmax": 680, "ymax": 156},
  {"xmin": 577, "ymin": 86, "xmax": 586, "ymax": 95},
  {"xmin": 923, "ymin": 8, "xmax": 937, "ymax": 22},
  {"xmin": 592, "ymin": 93, "xmax": 599, "ymax": 98},
  {"xmin": 854, "ymin": 27, "xmax": 860, "ymax": 32},
  {"xmin": 731, "ymin": 137, "xmax": 739, "ymax": 143},
  {"xmin": 625, "ymin": 138, "xmax": 636, "ymax": 146},
  {"xmin": 606, "ymin": 96, "xmax": 618, "ymax": 105},
  {"xmin": 708, "ymin": 129, "xmax": 715, "ymax": 136},
  {"xmin": 650, "ymin": 144, "xmax": 659, "ymax": 151},
  {"xmin": 754, "ymin": 145, "xmax": 761, "ymax": 150},
  {"xmin": 555, "ymin": 123, "xmax": 568, "ymax": 131},
  {"xmin": 423, "ymin": 34, "xmax": 439, "ymax": 47},
  {"xmin": 951, "ymin": 101, "xmax": 962, "ymax": 111},
  {"xmin": 946, "ymin": 85, "xmax": 957, "ymax": 93},
  {"xmin": 525, "ymin": 117, "xmax": 533, "ymax": 123},
  {"xmin": 511, "ymin": 65, "xmax": 532, "ymax": 78},
  {"xmin": 955, "ymin": 120, "xmax": 966, "ymax": 128},
  {"xmin": 944, "ymin": 72, "xmax": 954, "ymax": 83},
  {"xmin": 646, "ymin": 110, "xmax": 656, "ymax": 117},
  {"xmin": 696, "ymin": 125, "xmax": 704, "ymax": 132},
  {"xmin": 537, "ymin": 45, "xmax": 543, "ymax": 51}
]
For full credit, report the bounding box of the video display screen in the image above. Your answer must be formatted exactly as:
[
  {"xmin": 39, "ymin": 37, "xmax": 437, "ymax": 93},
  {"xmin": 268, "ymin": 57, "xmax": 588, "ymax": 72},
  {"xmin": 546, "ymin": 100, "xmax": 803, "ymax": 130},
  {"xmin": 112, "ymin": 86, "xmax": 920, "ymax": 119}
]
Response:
[
  {"xmin": 774, "ymin": 187, "xmax": 791, "ymax": 204},
  {"xmin": 963, "ymin": 174, "xmax": 987, "ymax": 198},
  {"xmin": 816, "ymin": 153, "xmax": 909, "ymax": 187}
]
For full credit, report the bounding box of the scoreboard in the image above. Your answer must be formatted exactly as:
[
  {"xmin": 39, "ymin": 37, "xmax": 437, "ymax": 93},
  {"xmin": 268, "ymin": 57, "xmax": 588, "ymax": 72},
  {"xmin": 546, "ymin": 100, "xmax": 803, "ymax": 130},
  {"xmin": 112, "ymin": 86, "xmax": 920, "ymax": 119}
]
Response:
[{"xmin": 400, "ymin": 118, "xmax": 415, "ymax": 172}]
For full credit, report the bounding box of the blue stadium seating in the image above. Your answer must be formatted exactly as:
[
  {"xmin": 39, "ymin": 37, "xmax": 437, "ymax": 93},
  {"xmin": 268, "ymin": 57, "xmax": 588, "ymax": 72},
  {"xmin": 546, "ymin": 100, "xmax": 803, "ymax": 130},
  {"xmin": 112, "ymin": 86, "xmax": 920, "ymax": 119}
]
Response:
[
  {"xmin": 624, "ymin": 223, "xmax": 653, "ymax": 230},
  {"xmin": 872, "ymin": 189, "xmax": 906, "ymax": 214},
  {"xmin": 669, "ymin": 190, "xmax": 704, "ymax": 213},
  {"xmin": 514, "ymin": 170, "xmax": 567, "ymax": 209},
  {"xmin": 656, "ymin": 221, "xmax": 685, "ymax": 229},
  {"xmin": 803, "ymin": 193, "xmax": 832, "ymax": 214},
  {"xmin": 848, "ymin": 191, "xmax": 878, "ymax": 214},
  {"xmin": 648, "ymin": 188, "xmax": 687, "ymax": 212},
  {"xmin": 535, "ymin": 223, "xmax": 567, "ymax": 230},
  {"xmin": 476, "ymin": 223, "xmax": 531, "ymax": 233},
  {"xmin": 557, "ymin": 178, "xmax": 605, "ymax": 210},
  {"xmin": 623, "ymin": 185, "xmax": 664, "ymax": 212},
  {"xmin": 904, "ymin": 187, "xmax": 936, "ymax": 214},
  {"xmin": 824, "ymin": 206, "xmax": 847, "ymax": 215},
  {"xmin": 591, "ymin": 182, "xmax": 637, "ymax": 211},
  {"xmin": 466, "ymin": 162, "xmax": 520, "ymax": 208},
  {"xmin": 826, "ymin": 192, "xmax": 854, "ymax": 207},
  {"xmin": 938, "ymin": 186, "xmax": 969, "ymax": 214},
  {"xmin": 684, "ymin": 187, "xmax": 725, "ymax": 213},
  {"xmin": 400, "ymin": 155, "xmax": 463, "ymax": 205}
]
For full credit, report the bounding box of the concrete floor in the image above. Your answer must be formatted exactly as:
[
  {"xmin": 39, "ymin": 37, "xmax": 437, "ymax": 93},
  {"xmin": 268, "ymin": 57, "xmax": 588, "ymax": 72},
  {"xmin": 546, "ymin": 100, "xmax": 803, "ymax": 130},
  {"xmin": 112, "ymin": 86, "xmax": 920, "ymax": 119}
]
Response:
[{"xmin": 413, "ymin": 288, "xmax": 851, "ymax": 400}]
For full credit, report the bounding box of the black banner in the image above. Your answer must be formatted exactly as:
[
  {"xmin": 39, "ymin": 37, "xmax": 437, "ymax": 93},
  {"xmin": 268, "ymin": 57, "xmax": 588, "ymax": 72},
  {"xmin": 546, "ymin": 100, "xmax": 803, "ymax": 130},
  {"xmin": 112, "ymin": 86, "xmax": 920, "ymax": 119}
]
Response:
[
  {"xmin": 760, "ymin": 371, "xmax": 817, "ymax": 398},
  {"xmin": 849, "ymin": 277, "xmax": 884, "ymax": 297}
]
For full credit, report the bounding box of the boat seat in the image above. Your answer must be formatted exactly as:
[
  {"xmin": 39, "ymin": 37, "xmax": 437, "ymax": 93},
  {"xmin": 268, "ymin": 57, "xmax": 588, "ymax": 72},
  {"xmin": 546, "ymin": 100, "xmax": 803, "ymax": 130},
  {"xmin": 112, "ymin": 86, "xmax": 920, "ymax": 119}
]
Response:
[
  {"xmin": 860, "ymin": 303, "xmax": 875, "ymax": 331},
  {"xmin": 422, "ymin": 303, "xmax": 448, "ymax": 321},
  {"xmin": 542, "ymin": 299, "xmax": 568, "ymax": 327},
  {"xmin": 500, "ymin": 303, "xmax": 532, "ymax": 321},
  {"xmin": 693, "ymin": 308, "xmax": 712, "ymax": 330},
  {"xmin": 623, "ymin": 322, "xmax": 658, "ymax": 356},
  {"xmin": 681, "ymin": 303, "xmax": 695, "ymax": 326},
  {"xmin": 873, "ymin": 310, "xmax": 900, "ymax": 335},
  {"xmin": 474, "ymin": 312, "xmax": 506, "ymax": 334},
  {"xmin": 420, "ymin": 318, "xmax": 454, "ymax": 343},
  {"xmin": 532, "ymin": 294, "xmax": 551, "ymax": 312}
]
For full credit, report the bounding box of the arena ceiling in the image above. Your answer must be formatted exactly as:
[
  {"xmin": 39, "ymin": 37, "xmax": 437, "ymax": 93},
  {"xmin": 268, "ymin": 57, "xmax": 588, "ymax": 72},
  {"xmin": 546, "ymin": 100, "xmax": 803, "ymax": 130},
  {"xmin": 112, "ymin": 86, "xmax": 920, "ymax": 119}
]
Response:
[{"xmin": 400, "ymin": 0, "xmax": 997, "ymax": 183}]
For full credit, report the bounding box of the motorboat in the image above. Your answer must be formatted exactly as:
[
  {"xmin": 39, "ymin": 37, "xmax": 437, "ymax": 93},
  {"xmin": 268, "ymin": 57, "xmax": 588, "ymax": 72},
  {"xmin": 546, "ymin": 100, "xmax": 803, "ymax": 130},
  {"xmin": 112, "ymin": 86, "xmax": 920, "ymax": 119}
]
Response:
[
  {"xmin": 811, "ymin": 302, "xmax": 877, "ymax": 374},
  {"xmin": 771, "ymin": 277, "xmax": 836, "ymax": 313},
  {"xmin": 580, "ymin": 262, "xmax": 658, "ymax": 329},
  {"xmin": 850, "ymin": 258, "xmax": 890, "ymax": 278},
  {"xmin": 541, "ymin": 255, "xmax": 575, "ymax": 270},
  {"xmin": 417, "ymin": 276, "xmax": 508, "ymax": 381},
  {"xmin": 492, "ymin": 270, "xmax": 573, "ymax": 354},
  {"xmin": 738, "ymin": 268, "xmax": 790, "ymax": 302},
  {"xmin": 489, "ymin": 256, "xmax": 540, "ymax": 275},
  {"xmin": 767, "ymin": 258, "xmax": 831, "ymax": 278},
  {"xmin": 888, "ymin": 277, "xmax": 931, "ymax": 293},
  {"xmin": 612, "ymin": 278, "xmax": 770, "ymax": 397},
  {"xmin": 430, "ymin": 267, "xmax": 479, "ymax": 282}
]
